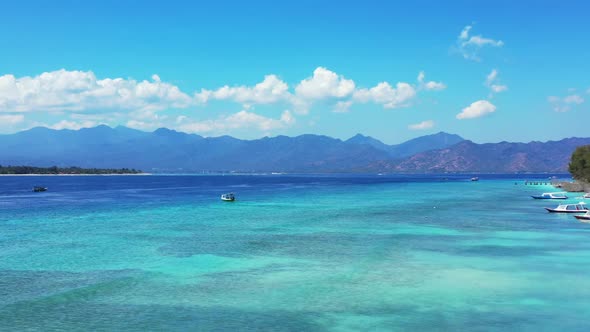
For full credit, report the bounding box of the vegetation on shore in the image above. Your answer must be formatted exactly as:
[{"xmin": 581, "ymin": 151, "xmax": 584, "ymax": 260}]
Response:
[
  {"xmin": 0, "ymin": 165, "xmax": 142, "ymax": 175},
  {"xmin": 569, "ymin": 145, "xmax": 590, "ymax": 183}
]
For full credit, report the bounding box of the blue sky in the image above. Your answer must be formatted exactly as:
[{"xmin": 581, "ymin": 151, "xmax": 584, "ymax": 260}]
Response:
[{"xmin": 0, "ymin": 0, "xmax": 589, "ymax": 143}]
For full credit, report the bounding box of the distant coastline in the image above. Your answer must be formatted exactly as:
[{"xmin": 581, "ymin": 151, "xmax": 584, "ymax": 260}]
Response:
[
  {"xmin": 0, "ymin": 165, "xmax": 144, "ymax": 175},
  {"xmin": 0, "ymin": 173, "xmax": 150, "ymax": 176}
]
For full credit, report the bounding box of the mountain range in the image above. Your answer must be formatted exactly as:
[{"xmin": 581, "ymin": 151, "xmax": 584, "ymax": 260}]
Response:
[{"xmin": 0, "ymin": 125, "xmax": 586, "ymax": 173}]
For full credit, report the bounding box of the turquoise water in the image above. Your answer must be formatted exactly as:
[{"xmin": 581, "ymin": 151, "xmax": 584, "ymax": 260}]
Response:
[{"xmin": 1, "ymin": 175, "xmax": 590, "ymax": 331}]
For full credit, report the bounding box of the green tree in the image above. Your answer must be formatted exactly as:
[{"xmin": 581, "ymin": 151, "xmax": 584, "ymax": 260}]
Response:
[{"xmin": 569, "ymin": 145, "xmax": 590, "ymax": 183}]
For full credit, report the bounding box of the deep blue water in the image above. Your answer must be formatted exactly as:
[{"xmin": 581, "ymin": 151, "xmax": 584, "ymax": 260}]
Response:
[{"xmin": 2, "ymin": 174, "xmax": 589, "ymax": 331}]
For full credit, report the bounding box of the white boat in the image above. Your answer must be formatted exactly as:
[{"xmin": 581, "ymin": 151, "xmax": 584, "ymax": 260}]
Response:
[
  {"xmin": 584, "ymin": 193, "xmax": 590, "ymax": 199},
  {"xmin": 531, "ymin": 192, "xmax": 568, "ymax": 200},
  {"xmin": 574, "ymin": 211, "xmax": 590, "ymax": 221},
  {"xmin": 545, "ymin": 202, "xmax": 588, "ymax": 213},
  {"xmin": 221, "ymin": 193, "xmax": 235, "ymax": 202},
  {"xmin": 470, "ymin": 177, "xmax": 479, "ymax": 181}
]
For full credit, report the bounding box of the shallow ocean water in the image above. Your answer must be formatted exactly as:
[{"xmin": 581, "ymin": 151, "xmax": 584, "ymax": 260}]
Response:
[{"xmin": 1, "ymin": 174, "xmax": 589, "ymax": 331}]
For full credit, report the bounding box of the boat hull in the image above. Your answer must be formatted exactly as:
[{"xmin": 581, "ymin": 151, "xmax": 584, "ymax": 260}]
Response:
[
  {"xmin": 532, "ymin": 196, "xmax": 567, "ymax": 199},
  {"xmin": 545, "ymin": 208, "xmax": 589, "ymax": 213},
  {"xmin": 574, "ymin": 215, "xmax": 590, "ymax": 220}
]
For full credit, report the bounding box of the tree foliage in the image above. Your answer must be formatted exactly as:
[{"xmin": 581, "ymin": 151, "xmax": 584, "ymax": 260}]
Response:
[
  {"xmin": 569, "ymin": 145, "xmax": 590, "ymax": 183},
  {"xmin": 0, "ymin": 165, "xmax": 142, "ymax": 175}
]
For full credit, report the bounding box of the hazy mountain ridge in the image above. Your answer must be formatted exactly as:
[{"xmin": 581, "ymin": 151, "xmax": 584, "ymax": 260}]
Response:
[
  {"xmin": 0, "ymin": 126, "xmax": 585, "ymax": 172},
  {"xmin": 345, "ymin": 132, "xmax": 464, "ymax": 158},
  {"xmin": 377, "ymin": 138, "xmax": 590, "ymax": 173}
]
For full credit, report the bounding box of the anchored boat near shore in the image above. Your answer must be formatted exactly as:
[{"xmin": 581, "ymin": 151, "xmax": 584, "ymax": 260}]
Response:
[
  {"xmin": 545, "ymin": 202, "xmax": 588, "ymax": 213},
  {"xmin": 531, "ymin": 192, "xmax": 568, "ymax": 200},
  {"xmin": 574, "ymin": 211, "xmax": 590, "ymax": 221}
]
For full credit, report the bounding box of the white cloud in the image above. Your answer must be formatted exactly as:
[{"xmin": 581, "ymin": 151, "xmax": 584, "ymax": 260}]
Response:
[
  {"xmin": 295, "ymin": 67, "xmax": 355, "ymax": 99},
  {"xmin": 49, "ymin": 119, "xmax": 99, "ymax": 130},
  {"xmin": 353, "ymin": 82, "xmax": 416, "ymax": 109},
  {"xmin": 177, "ymin": 110, "xmax": 295, "ymax": 133},
  {"xmin": 490, "ymin": 84, "xmax": 508, "ymax": 93},
  {"xmin": 484, "ymin": 69, "xmax": 508, "ymax": 97},
  {"xmin": 417, "ymin": 71, "xmax": 446, "ymax": 91},
  {"xmin": 456, "ymin": 100, "xmax": 496, "ymax": 119},
  {"xmin": 0, "ymin": 114, "xmax": 24, "ymax": 125},
  {"xmin": 548, "ymin": 94, "xmax": 585, "ymax": 112},
  {"xmin": 194, "ymin": 74, "xmax": 291, "ymax": 106},
  {"xmin": 485, "ymin": 69, "xmax": 498, "ymax": 86},
  {"xmin": 0, "ymin": 67, "xmax": 448, "ymax": 134},
  {"xmin": 456, "ymin": 25, "xmax": 504, "ymax": 61},
  {"xmin": 333, "ymin": 101, "xmax": 353, "ymax": 113},
  {"xmin": 0, "ymin": 69, "xmax": 192, "ymax": 113},
  {"xmin": 564, "ymin": 94, "xmax": 584, "ymax": 104},
  {"xmin": 408, "ymin": 120, "xmax": 434, "ymax": 130},
  {"xmin": 459, "ymin": 25, "xmax": 472, "ymax": 40}
]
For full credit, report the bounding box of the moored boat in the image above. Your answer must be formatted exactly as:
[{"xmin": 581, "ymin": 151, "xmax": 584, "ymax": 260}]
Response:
[
  {"xmin": 470, "ymin": 177, "xmax": 479, "ymax": 181},
  {"xmin": 531, "ymin": 192, "xmax": 568, "ymax": 200},
  {"xmin": 32, "ymin": 186, "xmax": 47, "ymax": 192},
  {"xmin": 545, "ymin": 202, "xmax": 588, "ymax": 213},
  {"xmin": 574, "ymin": 211, "xmax": 590, "ymax": 221},
  {"xmin": 221, "ymin": 193, "xmax": 235, "ymax": 202}
]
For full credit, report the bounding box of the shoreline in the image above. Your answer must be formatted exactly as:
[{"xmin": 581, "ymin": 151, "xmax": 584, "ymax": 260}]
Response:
[
  {"xmin": 0, "ymin": 173, "xmax": 151, "ymax": 176},
  {"xmin": 0, "ymin": 172, "xmax": 571, "ymax": 177}
]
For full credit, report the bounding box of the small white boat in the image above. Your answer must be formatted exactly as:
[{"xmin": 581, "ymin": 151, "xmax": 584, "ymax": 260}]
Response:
[
  {"xmin": 470, "ymin": 177, "xmax": 479, "ymax": 181},
  {"xmin": 574, "ymin": 211, "xmax": 590, "ymax": 221},
  {"xmin": 531, "ymin": 192, "xmax": 568, "ymax": 200},
  {"xmin": 545, "ymin": 202, "xmax": 588, "ymax": 213},
  {"xmin": 221, "ymin": 193, "xmax": 235, "ymax": 202},
  {"xmin": 584, "ymin": 193, "xmax": 590, "ymax": 199}
]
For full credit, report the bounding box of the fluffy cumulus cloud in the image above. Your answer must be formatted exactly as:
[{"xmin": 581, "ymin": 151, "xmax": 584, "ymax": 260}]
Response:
[
  {"xmin": 176, "ymin": 110, "xmax": 295, "ymax": 134},
  {"xmin": 194, "ymin": 74, "xmax": 291, "ymax": 106},
  {"xmin": 408, "ymin": 120, "xmax": 434, "ymax": 130},
  {"xmin": 295, "ymin": 67, "xmax": 355, "ymax": 99},
  {"xmin": 194, "ymin": 67, "xmax": 444, "ymax": 112},
  {"xmin": 0, "ymin": 67, "xmax": 448, "ymax": 134},
  {"xmin": 548, "ymin": 94, "xmax": 585, "ymax": 112},
  {"xmin": 485, "ymin": 69, "xmax": 508, "ymax": 96},
  {"xmin": 456, "ymin": 25, "xmax": 504, "ymax": 61},
  {"xmin": 353, "ymin": 82, "xmax": 417, "ymax": 109},
  {"xmin": 0, "ymin": 69, "xmax": 192, "ymax": 113},
  {"xmin": 456, "ymin": 100, "xmax": 496, "ymax": 119}
]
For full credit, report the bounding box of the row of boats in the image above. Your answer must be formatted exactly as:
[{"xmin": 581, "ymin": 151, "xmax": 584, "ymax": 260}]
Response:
[{"xmin": 533, "ymin": 191, "xmax": 590, "ymax": 221}]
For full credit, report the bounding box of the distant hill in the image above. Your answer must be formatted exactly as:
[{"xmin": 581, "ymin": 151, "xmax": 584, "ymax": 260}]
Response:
[
  {"xmin": 0, "ymin": 126, "xmax": 392, "ymax": 172},
  {"xmin": 345, "ymin": 132, "xmax": 464, "ymax": 158},
  {"xmin": 0, "ymin": 126, "xmax": 585, "ymax": 173},
  {"xmin": 389, "ymin": 132, "xmax": 465, "ymax": 158},
  {"xmin": 373, "ymin": 138, "xmax": 590, "ymax": 173}
]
